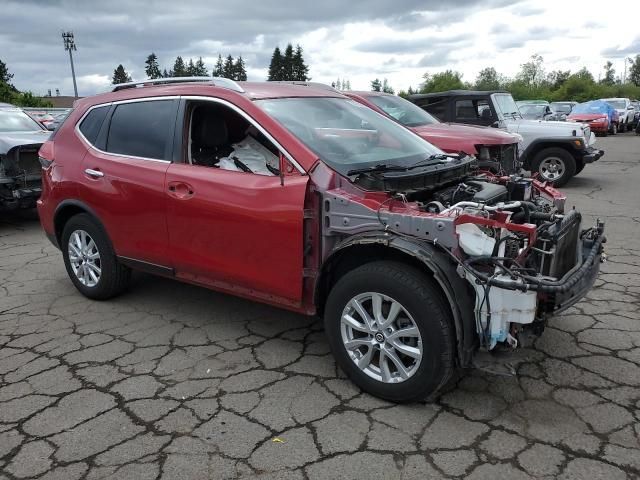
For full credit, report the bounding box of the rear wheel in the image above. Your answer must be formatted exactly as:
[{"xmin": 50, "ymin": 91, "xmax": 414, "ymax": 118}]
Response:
[
  {"xmin": 532, "ymin": 147, "xmax": 576, "ymax": 187},
  {"xmin": 61, "ymin": 213, "xmax": 131, "ymax": 300},
  {"xmin": 324, "ymin": 261, "xmax": 455, "ymax": 403}
]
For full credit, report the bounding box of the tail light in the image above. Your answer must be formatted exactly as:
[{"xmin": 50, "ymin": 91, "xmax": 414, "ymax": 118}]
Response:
[{"xmin": 38, "ymin": 140, "xmax": 55, "ymax": 168}]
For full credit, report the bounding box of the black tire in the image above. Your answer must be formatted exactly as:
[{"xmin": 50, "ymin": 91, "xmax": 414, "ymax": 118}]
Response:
[
  {"xmin": 324, "ymin": 261, "xmax": 455, "ymax": 403},
  {"xmin": 531, "ymin": 147, "xmax": 576, "ymax": 187},
  {"xmin": 61, "ymin": 213, "xmax": 131, "ymax": 300},
  {"xmin": 575, "ymin": 161, "xmax": 585, "ymax": 175}
]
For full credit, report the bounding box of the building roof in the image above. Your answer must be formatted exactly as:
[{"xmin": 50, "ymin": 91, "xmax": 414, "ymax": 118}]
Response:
[{"xmin": 37, "ymin": 96, "xmax": 80, "ymax": 108}]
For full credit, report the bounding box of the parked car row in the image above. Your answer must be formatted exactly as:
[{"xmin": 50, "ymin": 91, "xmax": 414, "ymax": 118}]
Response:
[
  {"xmin": 408, "ymin": 89, "xmax": 602, "ymax": 186},
  {"xmin": 517, "ymin": 97, "xmax": 638, "ymax": 133},
  {"xmin": 33, "ymin": 77, "xmax": 605, "ymax": 402}
]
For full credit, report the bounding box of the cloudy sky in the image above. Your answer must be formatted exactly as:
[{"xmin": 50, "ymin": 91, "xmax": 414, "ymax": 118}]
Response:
[{"xmin": 1, "ymin": 0, "xmax": 638, "ymax": 97}]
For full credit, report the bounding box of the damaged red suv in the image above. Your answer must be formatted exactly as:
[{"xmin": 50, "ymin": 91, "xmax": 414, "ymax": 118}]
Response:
[{"xmin": 38, "ymin": 78, "xmax": 605, "ymax": 402}]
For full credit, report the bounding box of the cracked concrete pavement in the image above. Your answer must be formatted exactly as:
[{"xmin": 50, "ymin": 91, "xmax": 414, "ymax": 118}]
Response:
[{"xmin": 1, "ymin": 134, "xmax": 639, "ymax": 479}]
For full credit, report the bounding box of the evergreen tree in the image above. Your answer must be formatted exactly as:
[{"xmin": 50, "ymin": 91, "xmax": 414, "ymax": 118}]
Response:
[
  {"xmin": 144, "ymin": 53, "xmax": 162, "ymax": 79},
  {"xmin": 268, "ymin": 47, "xmax": 283, "ymax": 80},
  {"xmin": 282, "ymin": 43, "xmax": 295, "ymax": 80},
  {"xmin": 233, "ymin": 56, "xmax": 247, "ymax": 81},
  {"xmin": 335, "ymin": 78, "xmax": 342, "ymax": 90},
  {"xmin": 162, "ymin": 68, "xmax": 169, "ymax": 78},
  {"xmin": 1, "ymin": 58, "xmax": 15, "ymax": 85},
  {"xmin": 371, "ymin": 78, "xmax": 382, "ymax": 91},
  {"xmin": 382, "ymin": 78, "xmax": 394, "ymax": 94},
  {"xmin": 194, "ymin": 57, "xmax": 208, "ymax": 76},
  {"xmin": 212, "ymin": 54, "xmax": 224, "ymax": 77},
  {"xmin": 223, "ymin": 55, "xmax": 235, "ymax": 79},
  {"xmin": 292, "ymin": 44, "xmax": 309, "ymax": 81},
  {"xmin": 112, "ymin": 64, "xmax": 132, "ymax": 84},
  {"xmin": 344, "ymin": 79, "xmax": 351, "ymax": 90},
  {"xmin": 186, "ymin": 58, "xmax": 196, "ymax": 76},
  {"xmin": 172, "ymin": 56, "xmax": 187, "ymax": 77}
]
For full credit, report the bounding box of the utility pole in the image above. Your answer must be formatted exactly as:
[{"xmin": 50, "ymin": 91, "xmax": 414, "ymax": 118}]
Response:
[{"xmin": 62, "ymin": 31, "xmax": 78, "ymax": 98}]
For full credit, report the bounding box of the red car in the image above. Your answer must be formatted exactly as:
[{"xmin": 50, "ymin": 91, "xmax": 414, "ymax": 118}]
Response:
[
  {"xmin": 38, "ymin": 78, "xmax": 604, "ymax": 402},
  {"xmin": 344, "ymin": 91, "xmax": 522, "ymax": 173},
  {"xmin": 567, "ymin": 100, "xmax": 620, "ymax": 136}
]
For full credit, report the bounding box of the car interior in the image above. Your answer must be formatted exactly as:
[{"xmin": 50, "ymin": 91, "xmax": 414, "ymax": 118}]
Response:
[{"xmin": 186, "ymin": 101, "xmax": 279, "ymax": 176}]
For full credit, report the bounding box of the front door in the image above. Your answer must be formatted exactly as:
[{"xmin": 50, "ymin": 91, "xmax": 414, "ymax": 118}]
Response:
[{"xmin": 165, "ymin": 164, "xmax": 308, "ymax": 305}]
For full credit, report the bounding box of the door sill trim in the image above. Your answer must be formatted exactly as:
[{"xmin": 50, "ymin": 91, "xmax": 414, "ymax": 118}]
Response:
[{"xmin": 118, "ymin": 256, "xmax": 175, "ymax": 277}]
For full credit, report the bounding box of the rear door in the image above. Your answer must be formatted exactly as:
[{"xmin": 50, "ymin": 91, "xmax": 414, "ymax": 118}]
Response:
[{"xmin": 78, "ymin": 98, "xmax": 177, "ymax": 265}]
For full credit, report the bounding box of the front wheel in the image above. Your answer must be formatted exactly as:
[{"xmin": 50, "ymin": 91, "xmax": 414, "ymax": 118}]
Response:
[
  {"xmin": 532, "ymin": 147, "xmax": 576, "ymax": 187},
  {"xmin": 324, "ymin": 261, "xmax": 455, "ymax": 403},
  {"xmin": 61, "ymin": 213, "xmax": 131, "ymax": 300}
]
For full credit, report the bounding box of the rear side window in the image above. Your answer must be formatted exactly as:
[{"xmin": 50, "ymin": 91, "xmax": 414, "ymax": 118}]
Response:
[
  {"xmin": 78, "ymin": 106, "xmax": 108, "ymax": 144},
  {"xmin": 105, "ymin": 100, "xmax": 175, "ymax": 160}
]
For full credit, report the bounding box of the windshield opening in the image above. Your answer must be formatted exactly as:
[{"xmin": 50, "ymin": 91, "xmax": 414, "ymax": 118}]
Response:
[
  {"xmin": 0, "ymin": 109, "xmax": 45, "ymax": 133},
  {"xmin": 493, "ymin": 94, "xmax": 521, "ymax": 118},
  {"xmin": 255, "ymin": 97, "xmax": 442, "ymax": 173},
  {"xmin": 365, "ymin": 94, "xmax": 439, "ymax": 127},
  {"xmin": 605, "ymin": 100, "xmax": 625, "ymax": 109},
  {"xmin": 550, "ymin": 103, "xmax": 572, "ymax": 113},
  {"xmin": 571, "ymin": 102, "xmax": 608, "ymax": 114}
]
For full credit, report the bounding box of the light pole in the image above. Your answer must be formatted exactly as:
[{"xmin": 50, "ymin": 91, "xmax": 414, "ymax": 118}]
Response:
[{"xmin": 62, "ymin": 31, "xmax": 78, "ymax": 98}]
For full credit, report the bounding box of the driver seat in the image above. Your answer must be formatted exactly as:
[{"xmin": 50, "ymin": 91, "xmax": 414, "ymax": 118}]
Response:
[{"xmin": 191, "ymin": 107, "xmax": 233, "ymax": 166}]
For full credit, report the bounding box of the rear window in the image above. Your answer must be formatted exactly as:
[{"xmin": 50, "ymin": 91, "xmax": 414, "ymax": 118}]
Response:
[
  {"xmin": 78, "ymin": 106, "xmax": 108, "ymax": 144},
  {"xmin": 105, "ymin": 100, "xmax": 175, "ymax": 160}
]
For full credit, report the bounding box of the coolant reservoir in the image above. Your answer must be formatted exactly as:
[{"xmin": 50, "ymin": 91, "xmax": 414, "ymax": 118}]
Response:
[
  {"xmin": 472, "ymin": 275, "xmax": 537, "ymax": 349},
  {"xmin": 457, "ymin": 223, "xmax": 496, "ymax": 257}
]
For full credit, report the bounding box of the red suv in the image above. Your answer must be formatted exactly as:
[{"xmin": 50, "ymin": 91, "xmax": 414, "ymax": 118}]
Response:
[
  {"xmin": 38, "ymin": 78, "xmax": 605, "ymax": 402},
  {"xmin": 344, "ymin": 91, "xmax": 522, "ymax": 174}
]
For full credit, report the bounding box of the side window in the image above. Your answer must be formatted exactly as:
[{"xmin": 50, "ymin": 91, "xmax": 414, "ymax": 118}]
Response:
[
  {"xmin": 422, "ymin": 97, "xmax": 446, "ymax": 120},
  {"xmin": 187, "ymin": 101, "xmax": 280, "ymax": 176},
  {"xmin": 455, "ymin": 99, "xmax": 492, "ymax": 120},
  {"xmin": 106, "ymin": 100, "xmax": 175, "ymax": 160},
  {"xmin": 455, "ymin": 100, "xmax": 476, "ymax": 119},
  {"xmin": 78, "ymin": 106, "xmax": 109, "ymax": 145}
]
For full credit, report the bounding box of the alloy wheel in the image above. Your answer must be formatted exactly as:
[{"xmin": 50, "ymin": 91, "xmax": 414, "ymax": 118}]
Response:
[
  {"xmin": 68, "ymin": 229, "xmax": 102, "ymax": 287},
  {"xmin": 539, "ymin": 157, "xmax": 566, "ymax": 182},
  {"xmin": 340, "ymin": 292, "xmax": 423, "ymax": 383}
]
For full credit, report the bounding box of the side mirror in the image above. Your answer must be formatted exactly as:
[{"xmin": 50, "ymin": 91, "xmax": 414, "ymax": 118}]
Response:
[{"xmin": 627, "ymin": 105, "xmax": 634, "ymax": 110}]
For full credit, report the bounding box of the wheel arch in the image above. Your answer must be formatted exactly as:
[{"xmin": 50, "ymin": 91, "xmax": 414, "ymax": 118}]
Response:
[
  {"xmin": 522, "ymin": 139, "xmax": 581, "ymax": 166},
  {"xmin": 314, "ymin": 234, "xmax": 477, "ymax": 367},
  {"xmin": 53, "ymin": 200, "xmax": 108, "ymax": 247}
]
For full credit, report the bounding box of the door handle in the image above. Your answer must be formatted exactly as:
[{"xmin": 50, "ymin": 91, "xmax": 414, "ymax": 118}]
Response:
[
  {"xmin": 167, "ymin": 181, "xmax": 194, "ymax": 199},
  {"xmin": 84, "ymin": 168, "xmax": 104, "ymax": 178}
]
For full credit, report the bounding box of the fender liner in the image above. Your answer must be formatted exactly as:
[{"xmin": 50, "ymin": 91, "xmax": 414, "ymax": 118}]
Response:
[{"xmin": 317, "ymin": 232, "xmax": 477, "ymax": 367}]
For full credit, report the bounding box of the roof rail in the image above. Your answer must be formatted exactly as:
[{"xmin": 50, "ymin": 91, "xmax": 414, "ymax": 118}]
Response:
[
  {"xmin": 270, "ymin": 81, "xmax": 339, "ymax": 93},
  {"xmin": 111, "ymin": 76, "xmax": 245, "ymax": 93}
]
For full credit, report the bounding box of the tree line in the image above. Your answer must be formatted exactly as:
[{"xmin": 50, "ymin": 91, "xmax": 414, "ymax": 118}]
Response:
[
  {"xmin": 113, "ymin": 44, "xmax": 310, "ymax": 85},
  {"xmin": 112, "ymin": 53, "xmax": 247, "ymax": 84},
  {"xmin": 0, "ymin": 59, "xmax": 52, "ymax": 107},
  {"xmin": 394, "ymin": 54, "xmax": 640, "ymax": 102}
]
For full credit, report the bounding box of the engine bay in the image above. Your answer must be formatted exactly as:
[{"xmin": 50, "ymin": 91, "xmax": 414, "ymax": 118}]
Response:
[{"xmin": 322, "ymin": 157, "xmax": 605, "ymax": 353}]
